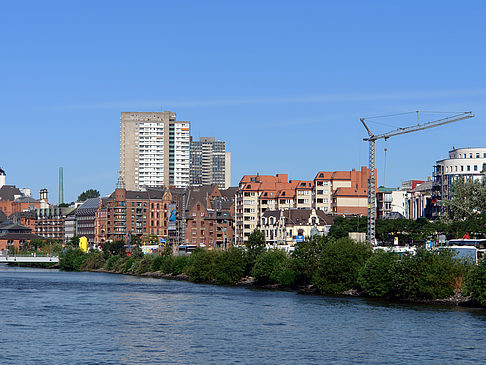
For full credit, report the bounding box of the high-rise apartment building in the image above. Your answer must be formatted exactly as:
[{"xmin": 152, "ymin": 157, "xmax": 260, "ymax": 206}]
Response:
[
  {"xmin": 120, "ymin": 111, "xmax": 190, "ymax": 190},
  {"xmin": 190, "ymin": 137, "xmax": 231, "ymax": 189}
]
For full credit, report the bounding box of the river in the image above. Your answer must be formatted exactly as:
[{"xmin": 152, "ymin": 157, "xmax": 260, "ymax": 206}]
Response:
[{"xmin": 1, "ymin": 265, "xmax": 486, "ymax": 364}]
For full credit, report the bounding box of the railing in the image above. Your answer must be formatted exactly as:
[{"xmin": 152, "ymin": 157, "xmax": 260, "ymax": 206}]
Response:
[{"xmin": 0, "ymin": 255, "xmax": 59, "ymax": 263}]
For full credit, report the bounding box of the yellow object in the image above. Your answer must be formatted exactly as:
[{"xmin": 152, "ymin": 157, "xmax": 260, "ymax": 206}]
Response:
[{"xmin": 79, "ymin": 236, "xmax": 88, "ymax": 252}]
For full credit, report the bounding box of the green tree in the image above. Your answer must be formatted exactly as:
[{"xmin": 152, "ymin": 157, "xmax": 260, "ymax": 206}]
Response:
[
  {"xmin": 77, "ymin": 189, "xmax": 100, "ymax": 202},
  {"xmin": 328, "ymin": 216, "xmax": 366, "ymax": 239},
  {"xmin": 102, "ymin": 240, "xmax": 126, "ymax": 258},
  {"xmin": 252, "ymin": 249, "xmax": 295, "ymax": 286},
  {"xmin": 312, "ymin": 237, "xmax": 372, "ymax": 294},
  {"xmin": 393, "ymin": 247, "xmax": 468, "ymax": 299},
  {"xmin": 358, "ymin": 251, "xmax": 399, "ymax": 297},
  {"xmin": 59, "ymin": 248, "xmax": 87, "ymax": 271},
  {"xmin": 245, "ymin": 229, "xmax": 266, "ymax": 273},
  {"xmin": 444, "ymin": 176, "xmax": 486, "ymax": 220},
  {"xmin": 69, "ymin": 236, "xmax": 80, "ymax": 249},
  {"xmin": 291, "ymin": 235, "xmax": 328, "ymax": 285},
  {"xmin": 213, "ymin": 248, "xmax": 247, "ymax": 285},
  {"xmin": 185, "ymin": 248, "xmax": 216, "ymax": 283},
  {"xmin": 465, "ymin": 259, "xmax": 486, "ymax": 306}
]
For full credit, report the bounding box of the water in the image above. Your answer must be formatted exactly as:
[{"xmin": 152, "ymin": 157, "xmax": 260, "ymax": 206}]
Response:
[{"xmin": 1, "ymin": 266, "xmax": 486, "ymax": 364}]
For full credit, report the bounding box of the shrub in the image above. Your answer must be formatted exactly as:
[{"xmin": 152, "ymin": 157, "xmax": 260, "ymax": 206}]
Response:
[
  {"xmin": 393, "ymin": 247, "xmax": 469, "ymax": 300},
  {"xmin": 124, "ymin": 257, "xmax": 137, "ymax": 273},
  {"xmin": 252, "ymin": 249, "xmax": 295, "ymax": 286},
  {"xmin": 80, "ymin": 251, "xmax": 106, "ymax": 271},
  {"xmin": 112, "ymin": 256, "xmax": 130, "ymax": 272},
  {"xmin": 185, "ymin": 248, "xmax": 216, "ymax": 283},
  {"xmin": 213, "ymin": 248, "xmax": 247, "ymax": 285},
  {"xmin": 102, "ymin": 240, "xmax": 126, "ymax": 259},
  {"xmin": 135, "ymin": 255, "xmax": 154, "ymax": 275},
  {"xmin": 59, "ymin": 249, "xmax": 87, "ymax": 271},
  {"xmin": 105, "ymin": 255, "xmax": 121, "ymax": 271},
  {"xmin": 172, "ymin": 255, "xmax": 190, "ymax": 275},
  {"xmin": 465, "ymin": 260, "xmax": 486, "ymax": 306},
  {"xmin": 312, "ymin": 238, "xmax": 372, "ymax": 294},
  {"xmin": 358, "ymin": 251, "xmax": 398, "ymax": 297},
  {"xmin": 291, "ymin": 236, "xmax": 328, "ymax": 285},
  {"xmin": 151, "ymin": 255, "xmax": 174, "ymax": 273}
]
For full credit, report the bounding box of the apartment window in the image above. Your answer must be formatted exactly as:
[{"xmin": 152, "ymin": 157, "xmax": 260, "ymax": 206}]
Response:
[
  {"xmin": 461, "ymin": 166, "xmax": 464, "ymax": 172},
  {"xmin": 474, "ymin": 165, "xmax": 478, "ymax": 171},
  {"xmin": 317, "ymin": 198, "xmax": 323, "ymax": 203},
  {"xmin": 298, "ymin": 199, "xmax": 304, "ymax": 204},
  {"xmin": 467, "ymin": 165, "xmax": 470, "ymax": 171},
  {"xmin": 317, "ymin": 190, "xmax": 323, "ymax": 195}
]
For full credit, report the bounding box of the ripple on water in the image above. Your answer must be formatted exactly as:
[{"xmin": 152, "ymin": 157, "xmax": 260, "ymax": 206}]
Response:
[{"xmin": 1, "ymin": 267, "xmax": 486, "ymax": 364}]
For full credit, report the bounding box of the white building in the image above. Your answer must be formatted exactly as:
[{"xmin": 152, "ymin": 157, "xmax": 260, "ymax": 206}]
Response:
[
  {"xmin": 433, "ymin": 147, "xmax": 486, "ymax": 215},
  {"xmin": 261, "ymin": 208, "xmax": 334, "ymax": 249},
  {"xmin": 120, "ymin": 111, "xmax": 190, "ymax": 190}
]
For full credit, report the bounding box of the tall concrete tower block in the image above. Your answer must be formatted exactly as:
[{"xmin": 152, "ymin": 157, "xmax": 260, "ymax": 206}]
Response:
[
  {"xmin": 120, "ymin": 111, "xmax": 190, "ymax": 190},
  {"xmin": 59, "ymin": 167, "xmax": 64, "ymax": 205}
]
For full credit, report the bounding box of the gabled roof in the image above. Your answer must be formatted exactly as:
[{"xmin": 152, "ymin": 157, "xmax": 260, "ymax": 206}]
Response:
[
  {"xmin": 77, "ymin": 197, "xmax": 100, "ymax": 211},
  {"xmin": 412, "ymin": 180, "xmax": 433, "ymax": 193},
  {"xmin": 263, "ymin": 209, "xmax": 334, "ymax": 226},
  {"xmin": 125, "ymin": 191, "xmax": 149, "ymax": 199},
  {"xmin": 14, "ymin": 196, "xmax": 39, "ymax": 203},
  {"xmin": 0, "ymin": 221, "xmax": 31, "ymax": 232},
  {"xmin": 0, "ymin": 185, "xmax": 22, "ymax": 201},
  {"xmin": 220, "ymin": 186, "xmax": 238, "ymax": 199},
  {"xmin": 262, "ymin": 210, "xmax": 281, "ymax": 219}
]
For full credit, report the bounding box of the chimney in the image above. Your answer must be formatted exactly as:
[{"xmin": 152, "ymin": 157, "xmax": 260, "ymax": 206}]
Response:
[
  {"xmin": 40, "ymin": 188, "xmax": 48, "ymax": 203},
  {"xmin": 58, "ymin": 167, "xmax": 64, "ymax": 205},
  {"xmin": 0, "ymin": 167, "xmax": 5, "ymax": 189}
]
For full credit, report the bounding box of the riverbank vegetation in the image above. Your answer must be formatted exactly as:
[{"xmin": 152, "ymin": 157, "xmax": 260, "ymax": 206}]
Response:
[{"xmin": 57, "ymin": 229, "xmax": 486, "ymax": 307}]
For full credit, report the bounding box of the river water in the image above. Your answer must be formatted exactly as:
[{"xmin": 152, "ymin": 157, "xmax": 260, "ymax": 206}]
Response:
[{"xmin": 1, "ymin": 266, "xmax": 486, "ymax": 364}]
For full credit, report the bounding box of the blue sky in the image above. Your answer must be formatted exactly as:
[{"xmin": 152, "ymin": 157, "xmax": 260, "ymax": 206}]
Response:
[{"xmin": 1, "ymin": 1, "xmax": 485, "ymax": 202}]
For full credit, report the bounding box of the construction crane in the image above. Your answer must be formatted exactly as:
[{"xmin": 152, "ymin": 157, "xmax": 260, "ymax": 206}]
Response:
[{"xmin": 360, "ymin": 111, "xmax": 475, "ymax": 245}]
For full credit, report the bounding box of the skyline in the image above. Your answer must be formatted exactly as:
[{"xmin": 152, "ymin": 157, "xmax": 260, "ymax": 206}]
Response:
[{"xmin": 1, "ymin": 1, "xmax": 485, "ymax": 202}]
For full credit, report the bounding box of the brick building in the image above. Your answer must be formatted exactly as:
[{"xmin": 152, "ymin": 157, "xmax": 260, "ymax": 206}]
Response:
[
  {"xmin": 184, "ymin": 185, "xmax": 234, "ymax": 249},
  {"xmin": 235, "ymin": 167, "xmax": 376, "ymax": 244},
  {"xmin": 35, "ymin": 206, "xmax": 75, "ymax": 241}
]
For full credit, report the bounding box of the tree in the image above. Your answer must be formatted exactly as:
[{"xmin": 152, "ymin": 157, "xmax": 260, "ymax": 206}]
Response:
[
  {"xmin": 312, "ymin": 237, "xmax": 372, "ymax": 294},
  {"xmin": 245, "ymin": 229, "xmax": 266, "ymax": 268},
  {"xmin": 77, "ymin": 189, "xmax": 100, "ymax": 202},
  {"xmin": 444, "ymin": 177, "xmax": 486, "ymax": 220},
  {"xmin": 69, "ymin": 236, "xmax": 80, "ymax": 249},
  {"xmin": 102, "ymin": 240, "xmax": 126, "ymax": 259}
]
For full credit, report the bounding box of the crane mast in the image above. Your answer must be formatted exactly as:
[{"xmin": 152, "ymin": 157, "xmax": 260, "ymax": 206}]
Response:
[{"xmin": 360, "ymin": 111, "xmax": 474, "ymax": 245}]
